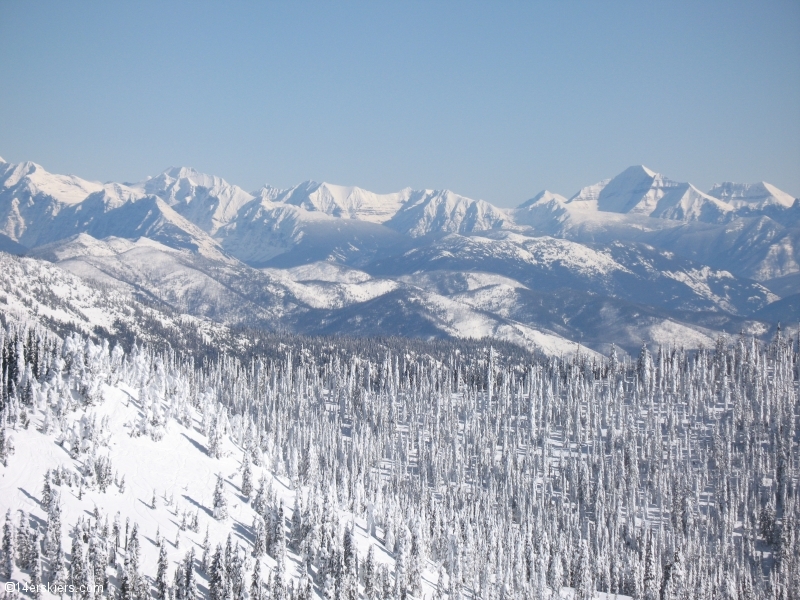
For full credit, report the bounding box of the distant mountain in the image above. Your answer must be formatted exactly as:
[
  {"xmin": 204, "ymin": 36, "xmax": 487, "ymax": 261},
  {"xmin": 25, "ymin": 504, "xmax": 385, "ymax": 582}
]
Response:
[
  {"xmin": 565, "ymin": 165, "xmax": 733, "ymax": 222},
  {"xmin": 751, "ymin": 293, "xmax": 800, "ymax": 328},
  {"xmin": 132, "ymin": 166, "xmax": 254, "ymax": 234},
  {"xmin": 511, "ymin": 167, "xmax": 799, "ymax": 282},
  {"xmin": 11, "ymin": 238, "xmax": 588, "ymax": 357},
  {"xmin": 267, "ymin": 181, "xmax": 413, "ymax": 223},
  {"xmin": 216, "ymin": 198, "xmax": 411, "ymax": 268},
  {"xmin": 367, "ymin": 231, "xmax": 776, "ymax": 316},
  {"xmin": 0, "ymin": 160, "xmax": 226, "ymax": 258},
  {"xmin": 518, "ymin": 190, "xmax": 569, "ymax": 209},
  {"xmin": 708, "ymin": 181, "xmax": 797, "ymax": 209},
  {"xmin": 384, "ymin": 189, "xmax": 508, "ymax": 237},
  {"xmin": 1, "ymin": 155, "xmax": 796, "ymax": 355}
]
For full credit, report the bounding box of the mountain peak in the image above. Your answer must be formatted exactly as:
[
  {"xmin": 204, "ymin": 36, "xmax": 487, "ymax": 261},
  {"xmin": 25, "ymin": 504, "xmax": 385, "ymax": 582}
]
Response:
[
  {"xmin": 639, "ymin": 165, "xmax": 656, "ymax": 177},
  {"xmin": 274, "ymin": 181, "xmax": 414, "ymax": 223},
  {"xmin": 708, "ymin": 181, "xmax": 796, "ymax": 209},
  {"xmin": 164, "ymin": 166, "xmax": 202, "ymax": 180},
  {"xmin": 518, "ymin": 190, "xmax": 568, "ymax": 209},
  {"xmin": 595, "ymin": 165, "xmax": 677, "ymax": 214}
]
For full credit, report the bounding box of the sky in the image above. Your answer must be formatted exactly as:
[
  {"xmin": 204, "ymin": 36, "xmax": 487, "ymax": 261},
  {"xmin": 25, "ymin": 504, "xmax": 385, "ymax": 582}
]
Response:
[{"xmin": 0, "ymin": 1, "xmax": 798, "ymax": 206}]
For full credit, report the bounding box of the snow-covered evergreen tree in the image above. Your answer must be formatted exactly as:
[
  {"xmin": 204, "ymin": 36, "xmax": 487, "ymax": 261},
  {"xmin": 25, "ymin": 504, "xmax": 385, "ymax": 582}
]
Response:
[{"xmin": 213, "ymin": 474, "xmax": 228, "ymax": 521}]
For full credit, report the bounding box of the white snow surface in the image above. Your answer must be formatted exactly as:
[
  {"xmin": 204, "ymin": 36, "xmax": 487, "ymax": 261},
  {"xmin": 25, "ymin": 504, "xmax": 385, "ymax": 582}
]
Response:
[
  {"xmin": 0, "ymin": 161, "xmax": 104, "ymax": 205},
  {"xmin": 0, "ymin": 381, "xmax": 418, "ymax": 599},
  {"xmin": 0, "ymin": 251, "xmax": 233, "ymax": 348},
  {"xmin": 707, "ymin": 181, "xmax": 797, "ymax": 209},
  {"xmin": 386, "ymin": 189, "xmax": 508, "ymax": 237},
  {"xmin": 284, "ymin": 262, "xmax": 373, "ymax": 284},
  {"xmin": 132, "ymin": 167, "xmax": 255, "ymax": 234},
  {"xmin": 517, "ymin": 190, "xmax": 569, "ymax": 209},
  {"xmin": 266, "ymin": 181, "xmax": 413, "ymax": 223}
]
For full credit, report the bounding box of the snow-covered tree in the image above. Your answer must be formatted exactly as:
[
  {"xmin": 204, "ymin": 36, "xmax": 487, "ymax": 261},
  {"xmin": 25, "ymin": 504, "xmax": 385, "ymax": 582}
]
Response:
[{"xmin": 213, "ymin": 474, "xmax": 228, "ymax": 520}]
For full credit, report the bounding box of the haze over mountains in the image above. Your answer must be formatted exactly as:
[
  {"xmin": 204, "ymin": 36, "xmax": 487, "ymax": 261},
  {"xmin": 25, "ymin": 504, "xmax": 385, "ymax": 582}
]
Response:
[{"xmin": 1, "ymin": 156, "xmax": 798, "ymax": 356}]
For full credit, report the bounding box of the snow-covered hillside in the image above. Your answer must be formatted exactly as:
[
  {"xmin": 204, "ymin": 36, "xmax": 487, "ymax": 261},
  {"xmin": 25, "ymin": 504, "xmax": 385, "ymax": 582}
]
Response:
[{"xmin": 0, "ymin": 303, "xmax": 797, "ymax": 599}]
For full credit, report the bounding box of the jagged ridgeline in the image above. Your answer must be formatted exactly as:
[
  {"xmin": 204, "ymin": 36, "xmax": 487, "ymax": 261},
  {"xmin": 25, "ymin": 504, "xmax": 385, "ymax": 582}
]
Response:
[{"xmin": 0, "ymin": 319, "xmax": 798, "ymax": 600}]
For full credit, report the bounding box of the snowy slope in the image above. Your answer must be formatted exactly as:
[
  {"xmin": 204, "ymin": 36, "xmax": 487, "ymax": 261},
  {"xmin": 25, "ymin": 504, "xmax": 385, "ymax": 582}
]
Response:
[
  {"xmin": 384, "ymin": 190, "xmax": 508, "ymax": 237},
  {"xmin": 132, "ymin": 168, "xmax": 255, "ymax": 234},
  {"xmin": 0, "ymin": 344, "xmax": 421, "ymax": 600},
  {"xmin": 268, "ymin": 181, "xmax": 413, "ymax": 223},
  {"xmin": 216, "ymin": 200, "xmax": 411, "ymax": 268},
  {"xmin": 0, "ymin": 161, "xmax": 109, "ymax": 247},
  {"xmin": 397, "ymin": 270, "xmax": 773, "ymax": 353},
  {"xmin": 8, "ymin": 243, "xmax": 588, "ymax": 357},
  {"xmin": 565, "ymin": 165, "xmax": 733, "ymax": 223},
  {"xmin": 0, "ymin": 162, "xmax": 225, "ymax": 259},
  {"xmin": 650, "ymin": 183, "xmax": 733, "ymax": 222},
  {"xmin": 517, "ymin": 190, "xmax": 568, "ymax": 210},
  {"xmin": 0, "ymin": 251, "xmax": 234, "ymax": 351},
  {"xmin": 645, "ymin": 216, "xmax": 800, "ymax": 282},
  {"xmin": 0, "ymin": 313, "xmax": 671, "ymax": 600},
  {"xmin": 2, "ymin": 291, "xmax": 791, "ymax": 599},
  {"xmin": 24, "ymin": 235, "xmax": 313, "ymax": 327},
  {"xmin": 366, "ymin": 231, "xmax": 776, "ymax": 316},
  {"xmin": 708, "ymin": 181, "xmax": 797, "ymax": 209},
  {"xmin": 1, "ymin": 156, "xmax": 795, "ymax": 355}
]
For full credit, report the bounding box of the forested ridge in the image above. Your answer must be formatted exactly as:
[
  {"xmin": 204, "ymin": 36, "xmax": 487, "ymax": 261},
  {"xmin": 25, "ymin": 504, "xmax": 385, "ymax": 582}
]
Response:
[{"xmin": 0, "ymin": 321, "xmax": 798, "ymax": 599}]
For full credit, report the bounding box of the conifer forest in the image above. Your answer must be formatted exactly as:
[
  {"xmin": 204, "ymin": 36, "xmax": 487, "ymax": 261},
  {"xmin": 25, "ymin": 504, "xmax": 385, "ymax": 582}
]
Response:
[{"xmin": 0, "ymin": 320, "xmax": 798, "ymax": 600}]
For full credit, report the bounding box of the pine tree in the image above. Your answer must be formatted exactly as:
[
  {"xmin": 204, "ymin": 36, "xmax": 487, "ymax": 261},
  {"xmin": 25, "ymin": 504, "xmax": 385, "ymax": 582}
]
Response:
[
  {"xmin": 17, "ymin": 511, "xmax": 31, "ymax": 571},
  {"xmin": 241, "ymin": 452, "xmax": 252, "ymax": 499},
  {"xmin": 272, "ymin": 500, "xmax": 286, "ymax": 560},
  {"xmin": 575, "ymin": 539, "xmax": 594, "ymax": 600},
  {"xmin": 88, "ymin": 533, "xmax": 109, "ymax": 594},
  {"xmin": 661, "ymin": 549, "xmax": 685, "ymax": 600},
  {"xmin": 342, "ymin": 524, "xmax": 358, "ymax": 600},
  {"xmin": 297, "ymin": 565, "xmax": 313, "ymax": 600},
  {"xmin": 322, "ymin": 574, "xmax": 335, "ymax": 600},
  {"xmin": 118, "ymin": 558, "xmax": 133, "ymax": 600},
  {"xmin": 42, "ymin": 471, "xmax": 53, "ymax": 510},
  {"xmin": 112, "ymin": 514, "xmax": 120, "ymax": 550},
  {"xmin": 249, "ymin": 558, "xmax": 262, "ymax": 600},
  {"xmin": 252, "ymin": 475, "xmax": 268, "ymax": 519},
  {"xmin": 213, "ymin": 474, "xmax": 228, "ymax": 520},
  {"xmin": 30, "ymin": 530, "xmax": 43, "ymax": 600},
  {"xmin": 174, "ymin": 561, "xmax": 187, "ymax": 600},
  {"xmin": 52, "ymin": 547, "xmax": 69, "ymax": 592},
  {"xmin": 208, "ymin": 544, "xmax": 227, "ymax": 600},
  {"xmin": 184, "ymin": 547, "xmax": 197, "ymax": 600},
  {"xmin": 230, "ymin": 547, "xmax": 246, "ymax": 600},
  {"xmin": 408, "ymin": 522, "xmax": 423, "ymax": 596},
  {"xmin": 155, "ymin": 542, "xmax": 169, "ymax": 600},
  {"xmin": 252, "ymin": 518, "xmax": 266, "ymax": 559},
  {"xmin": 0, "ymin": 427, "xmax": 12, "ymax": 467},
  {"xmin": 201, "ymin": 527, "xmax": 210, "ymax": 574},
  {"xmin": 81, "ymin": 552, "xmax": 96, "ymax": 600},
  {"xmin": 394, "ymin": 527, "xmax": 409, "ymax": 599},
  {"xmin": 70, "ymin": 532, "xmax": 86, "ymax": 600},
  {"xmin": 434, "ymin": 565, "xmax": 446, "ymax": 600},
  {"xmin": 290, "ymin": 494, "xmax": 303, "ymax": 551},
  {"xmin": 1, "ymin": 509, "xmax": 14, "ymax": 579},
  {"xmin": 46, "ymin": 490, "xmax": 62, "ymax": 564},
  {"xmin": 224, "ymin": 535, "xmax": 234, "ymax": 583},
  {"xmin": 363, "ymin": 545, "xmax": 377, "ymax": 600},
  {"xmin": 274, "ymin": 553, "xmax": 286, "ymax": 600},
  {"xmin": 643, "ymin": 532, "xmax": 660, "ymax": 600},
  {"xmin": 127, "ymin": 524, "xmax": 140, "ymax": 573}
]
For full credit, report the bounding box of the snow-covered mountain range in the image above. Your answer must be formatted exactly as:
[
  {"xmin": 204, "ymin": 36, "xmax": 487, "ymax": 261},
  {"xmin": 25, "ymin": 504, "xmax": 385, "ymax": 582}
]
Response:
[{"xmin": 1, "ymin": 156, "xmax": 797, "ymax": 355}]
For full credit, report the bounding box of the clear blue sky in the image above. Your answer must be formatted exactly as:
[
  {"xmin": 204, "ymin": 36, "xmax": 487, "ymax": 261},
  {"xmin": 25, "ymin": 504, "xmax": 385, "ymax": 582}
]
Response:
[{"xmin": 1, "ymin": 1, "xmax": 798, "ymax": 205}]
